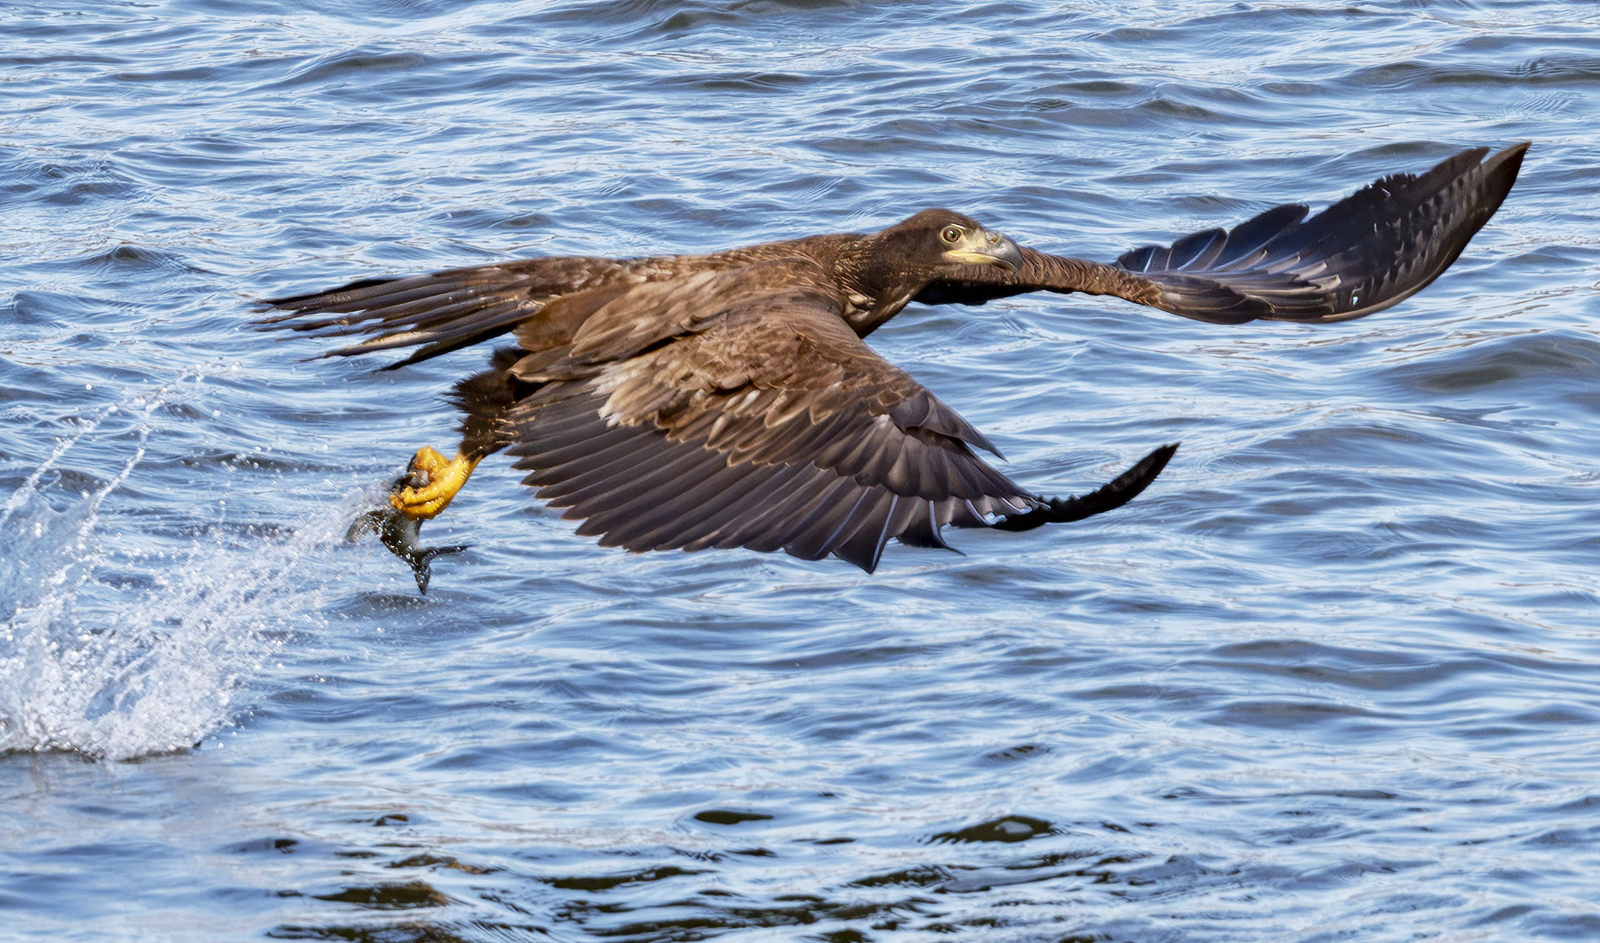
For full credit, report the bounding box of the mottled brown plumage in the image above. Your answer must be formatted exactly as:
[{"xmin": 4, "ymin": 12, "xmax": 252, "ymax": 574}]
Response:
[{"xmin": 259, "ymin": 145, "xmax": 1526, "ymax": 588}]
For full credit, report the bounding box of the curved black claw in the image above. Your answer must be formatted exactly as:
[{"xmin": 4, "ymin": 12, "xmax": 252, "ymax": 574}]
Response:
[
  {"xmin": 347, "ymin": 505, "xmax": 468, "ymax": 594},
  {"xmin": 992, "ymin": 442, "xmax": 1178, "ymax": 533}
]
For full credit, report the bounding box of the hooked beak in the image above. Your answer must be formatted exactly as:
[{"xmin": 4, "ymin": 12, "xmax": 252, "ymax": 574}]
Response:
[{"xmin": 946, "ymin": 228, "xmax": 1025, "ymax": 272}]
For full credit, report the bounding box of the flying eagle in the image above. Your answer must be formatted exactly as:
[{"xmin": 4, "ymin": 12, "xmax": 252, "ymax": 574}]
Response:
[{"xmin": 259, "ymin": 144, "xmax": 1527, "ymax": 591}]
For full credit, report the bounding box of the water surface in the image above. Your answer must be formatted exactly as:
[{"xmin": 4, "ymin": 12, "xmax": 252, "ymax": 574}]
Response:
[{"xmin": 3, "ymin": 1, "xmax": 1599, "ymax": 940}]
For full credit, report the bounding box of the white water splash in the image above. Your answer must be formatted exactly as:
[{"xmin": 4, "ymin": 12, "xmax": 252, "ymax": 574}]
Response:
[{"xmin": 0, "ymin": 378, "xmax": 345, "ymax": 761}]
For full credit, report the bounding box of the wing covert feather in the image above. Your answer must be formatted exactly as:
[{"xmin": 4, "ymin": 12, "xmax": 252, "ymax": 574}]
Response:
[{"xmin": 502, "ymin": 268, "xmax": 1115, "ymax": 571}]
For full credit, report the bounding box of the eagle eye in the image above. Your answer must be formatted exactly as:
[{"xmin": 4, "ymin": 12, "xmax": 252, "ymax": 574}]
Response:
[{"xmin": 940, "ymin": 225, "xmax": 965, "ymax": 245}]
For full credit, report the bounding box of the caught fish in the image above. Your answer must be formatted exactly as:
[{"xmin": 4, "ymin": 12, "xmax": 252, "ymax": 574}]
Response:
[{"xmin": 346, "ymin": 460, "xmax": 468, "ymax": 593}]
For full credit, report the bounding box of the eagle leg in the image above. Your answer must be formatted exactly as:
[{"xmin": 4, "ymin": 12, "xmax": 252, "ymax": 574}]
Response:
[
  {"xmin": 390, "ymin": 446, "xmax": 482, "ymax": 520},
  {"xmin": 347, "ymin": 352, "xmax": 514, "ymax": 592}
]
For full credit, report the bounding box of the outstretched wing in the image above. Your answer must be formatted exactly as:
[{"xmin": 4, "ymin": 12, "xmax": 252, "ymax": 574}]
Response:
[
  {"xmin": 916, "ymin": 143, "xmax": 1528, "ymax": 324},
  {"xmin": 255, "ymin": 255, "xmax": 644, "ymax": 367},
  {"xmin": 504, "ymin": 261, "xmax": 1171, "ymax": 572}
]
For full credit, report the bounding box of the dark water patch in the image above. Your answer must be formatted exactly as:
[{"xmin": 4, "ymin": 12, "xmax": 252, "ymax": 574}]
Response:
[
  {"xmin": 1197, "ymin": 640, "xmax": 1480, "ymax": 688},
  {"xmin": 980, "ymin": 743, "xmax": 1047, "ymax": 765},
  {"xmin": 272, "ymin": 48, "xmax": 442, "ymax": 91},
  {"xmin": 5, "ymin": 290, "xmax": 109, "ymax": 327},
  {"xmin": 0, "ymin": 156, "xmax": 140, "ymax": 209},
  {"xmin": 225, "ymin": 836, "xmax": 304, "ymax": 855},
  {"xmin": 1203, "ymin": 698, "xmax": 1395, "ymax": 736},
  {"xmin": 1345, "ymin": 61, "xmax": 1503, "ymax": 92},
  {"xmin": 693, "ymin": 809, "xmax": 775, "ymax": 826},
  {"xmin": 269, "ymin": 921, "xmax": 494, "ymax": 942},
  {"xmin": 655, "ymin": 70, "xmax": 815, "ymax": 95},
  {"xmin": 1378, "ymin": 329, "xmax": 1600, "ymax": 399},
  {"xmin": 63, "ymin": 245, "xmax": 207, "ymax": 287},
  {"xmin": 111, "ymin": 63, "xmax": 238, "ymax": 85},
  {"xmin": 1513, "ymin": 55, "xmax": 1600, "ymax": 84},
  {"xmin": 313, "ymin": 880, "xmax": 453, "ymax": 909},
  {"xmin": 389, "ymin": 853, "xmax": 494, "ymax": 875},
  {"xmin": 548, "ymin": 865, "xmax": 706, "ymax": 892},
  {"xmin": 931, "ymin": 814, "xmax": 1054, "ymax": 844}
]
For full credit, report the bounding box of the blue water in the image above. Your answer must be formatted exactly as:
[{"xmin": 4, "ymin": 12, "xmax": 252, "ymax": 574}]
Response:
[{"xmin": 3, "ymin": 1, "xmax": 1599, "ymax": 940}]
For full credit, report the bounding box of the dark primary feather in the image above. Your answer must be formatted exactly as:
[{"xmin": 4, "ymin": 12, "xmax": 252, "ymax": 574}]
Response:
[
  {"xmin": 256, "ymin": 256, "xmax": 642, "ymax": 367},
  {"xmin": 1116, "ymin": 143, "xmax": 1528, "ymax": 322},
  {"xmin": 255, "ymin": 147, "xmax": 1525, "ymax": 573},
  {"xmin": 917, "ymin": 143, "xmax": 1528, "ymax": 324}
]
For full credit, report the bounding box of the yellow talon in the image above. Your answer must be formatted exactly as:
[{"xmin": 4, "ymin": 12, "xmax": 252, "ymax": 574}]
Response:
[{"xmin": 389, "ymin": 446, "xmax": 481, "ymax": 520}]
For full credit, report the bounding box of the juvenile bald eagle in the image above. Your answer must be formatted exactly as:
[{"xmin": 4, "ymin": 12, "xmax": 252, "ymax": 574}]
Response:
[{"xmin": 260, "ymin": 144, "xmax": 1527, "ymax": 591}]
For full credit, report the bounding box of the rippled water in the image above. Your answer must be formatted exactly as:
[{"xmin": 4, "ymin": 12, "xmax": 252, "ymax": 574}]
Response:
[{"xmin": 3, "ymin": 1, "xmax": 1599, "ymax": 940}]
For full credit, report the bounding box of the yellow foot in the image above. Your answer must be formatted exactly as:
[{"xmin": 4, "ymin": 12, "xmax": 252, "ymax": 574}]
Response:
[{"xmin": 389, "ymin": 446, "xmax": 481, "ymax": 520}]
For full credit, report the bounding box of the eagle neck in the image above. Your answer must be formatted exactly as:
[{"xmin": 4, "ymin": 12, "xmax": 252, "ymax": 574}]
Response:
[{"xmin": 833, "ymin": 235, "xmax": 929, "ymax": 338}]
